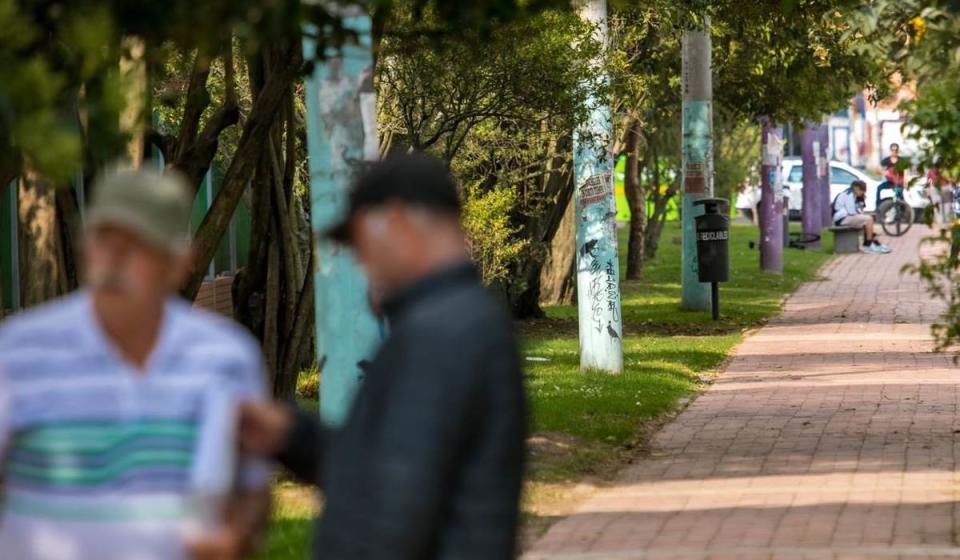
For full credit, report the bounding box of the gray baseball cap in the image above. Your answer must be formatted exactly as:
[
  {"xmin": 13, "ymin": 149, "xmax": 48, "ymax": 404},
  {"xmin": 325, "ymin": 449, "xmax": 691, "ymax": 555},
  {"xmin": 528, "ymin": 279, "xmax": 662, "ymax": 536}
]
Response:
[{"xmin": 86, "ymin": 167, "xmax": 193, "ymax": 253}]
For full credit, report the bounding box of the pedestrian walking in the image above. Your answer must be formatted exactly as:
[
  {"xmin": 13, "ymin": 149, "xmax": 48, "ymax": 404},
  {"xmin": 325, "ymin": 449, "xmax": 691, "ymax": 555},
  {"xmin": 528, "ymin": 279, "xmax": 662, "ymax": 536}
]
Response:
[
  {"xmin": 0, "ymin": 167, "xmax": 271, "ymax": 560},
  {"xmin": 238, "ymin": 152, "xmax": 527, "ymax": 560}
]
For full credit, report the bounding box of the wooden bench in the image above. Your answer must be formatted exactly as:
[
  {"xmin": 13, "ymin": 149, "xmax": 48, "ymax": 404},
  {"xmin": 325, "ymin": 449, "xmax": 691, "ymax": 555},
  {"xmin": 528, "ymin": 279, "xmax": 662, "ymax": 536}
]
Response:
[{"xmin": 827, "ymin": 225, "xmax": 863, "ymax": 254}]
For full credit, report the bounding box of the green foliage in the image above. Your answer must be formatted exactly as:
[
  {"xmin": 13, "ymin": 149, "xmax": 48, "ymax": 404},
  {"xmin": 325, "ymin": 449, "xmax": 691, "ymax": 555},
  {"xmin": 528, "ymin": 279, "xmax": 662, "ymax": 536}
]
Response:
[
  {"xmin": 710, "ymin": 0, "xmax": 895, "ymax": 123},
  {"xmin": 714, "ymin": 110, "xmax": 761, "ymax": 200},
  {"xmin": 1, "ymin": 0, "xmax": 549, "ymax": 183},
  {"xmin": 462, "ymin": 186, "xmax": 529, "ymax": 284},
  {"xmin": 864, "ymin": 1, "xmax": 960, "ymax": 177},
  {"xmin": 903, "ymin": 79, "xmax": 960, "ymax": 180},
  {"xmin": 379, "ymin": 5, "xmax": 600, "ymax": 304},
  {"xmin": 868, "ymin": 1, "xmax": 960, "ymax": 354},
  {"xmin": 904, "ymin": 227, "xmax": 960, "ymax": 355},
  {"xmin": 295, "ymin": 366, "xmax": 320, "ymax": 400},
  {"xmin": 0, "ymin": 1, "xmax": 122, "ymax": 182},
  {"xmin": 379, "ymin": 7, "xmax": 599, "ymax": 161}
]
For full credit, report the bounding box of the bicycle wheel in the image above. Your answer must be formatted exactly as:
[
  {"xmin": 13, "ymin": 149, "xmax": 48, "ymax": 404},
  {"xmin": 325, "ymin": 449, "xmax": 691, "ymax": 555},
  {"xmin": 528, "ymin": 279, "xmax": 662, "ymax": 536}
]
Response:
[{"xmin": 878, "ymin": 199, "xmax": 913, "ymax": 236}]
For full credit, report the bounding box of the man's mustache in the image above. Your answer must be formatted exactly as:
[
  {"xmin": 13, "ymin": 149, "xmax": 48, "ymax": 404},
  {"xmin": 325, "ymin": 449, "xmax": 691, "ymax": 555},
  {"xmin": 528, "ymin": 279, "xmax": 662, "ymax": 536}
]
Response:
[{"xmin": 87, "ymin": 267, "xmax": 135, "ymax": 292}]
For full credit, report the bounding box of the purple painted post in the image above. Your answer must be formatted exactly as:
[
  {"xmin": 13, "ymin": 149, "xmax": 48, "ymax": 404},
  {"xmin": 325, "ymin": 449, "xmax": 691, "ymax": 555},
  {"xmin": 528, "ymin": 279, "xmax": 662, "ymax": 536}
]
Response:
[
  {"xmin": 759, "ymin": 121, "xmax": 784, "ymax": 273},
  {"xmin": 801, "ymin": 124, "xmax": 821, "ymax": 249},
  {"xmin": 819, "ymin": 124, "xmax": 831, "ymax": 228}
]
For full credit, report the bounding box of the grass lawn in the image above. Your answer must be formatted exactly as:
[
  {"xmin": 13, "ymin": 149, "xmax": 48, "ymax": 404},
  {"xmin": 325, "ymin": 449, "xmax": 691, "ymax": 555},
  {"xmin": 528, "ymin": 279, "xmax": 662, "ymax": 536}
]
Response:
[{"xmin": 262, "ymin": 221, "xmax": 833, "ymax": 558}]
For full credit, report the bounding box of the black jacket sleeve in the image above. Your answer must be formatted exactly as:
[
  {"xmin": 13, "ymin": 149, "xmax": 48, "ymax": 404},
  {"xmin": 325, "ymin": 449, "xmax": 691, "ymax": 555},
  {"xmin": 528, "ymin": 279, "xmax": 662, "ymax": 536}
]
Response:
[{"xmin": 274, "ymin": 405, "xmax": 327, "ymax": 485}]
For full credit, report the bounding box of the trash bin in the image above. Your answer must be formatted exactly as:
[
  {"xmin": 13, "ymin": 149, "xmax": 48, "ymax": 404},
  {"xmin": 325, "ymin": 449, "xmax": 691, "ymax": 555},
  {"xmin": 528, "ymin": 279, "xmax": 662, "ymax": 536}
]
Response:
[{"xmin": 694, "ymin": 198, "xmax": 730, "ymax": 320}]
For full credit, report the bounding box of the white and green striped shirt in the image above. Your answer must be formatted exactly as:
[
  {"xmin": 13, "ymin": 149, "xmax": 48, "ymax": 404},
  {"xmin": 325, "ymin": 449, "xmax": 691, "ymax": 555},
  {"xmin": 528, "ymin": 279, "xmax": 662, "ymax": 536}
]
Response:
[{"xmin": 0, "ymin": 292, "xmax": 270, "ymax": 560}]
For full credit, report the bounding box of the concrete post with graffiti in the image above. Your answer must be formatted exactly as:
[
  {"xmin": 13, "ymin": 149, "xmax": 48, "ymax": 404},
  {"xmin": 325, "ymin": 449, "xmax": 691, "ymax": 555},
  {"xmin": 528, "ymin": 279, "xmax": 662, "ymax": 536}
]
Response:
[
  {"xmin": 573, "ymin": 0, "xmax": 623, "ymax": 373},
  {"xmin": 759, "ymin": 121, "xmax": 784, "ymax": 273},
  {"xmin": 801, "ymin": 124, "xmax": 821, "ymax": 249},
  {"xmin": 303, "ymin": 7, "xmax": 383, "ymax": 426},
  {"xmin": 680, "ymin": 22, "xmax": 714, "ymax": 311},
  {"xmin": 819, "ymin": 124, "xmax": 832, "ymax": 228}
]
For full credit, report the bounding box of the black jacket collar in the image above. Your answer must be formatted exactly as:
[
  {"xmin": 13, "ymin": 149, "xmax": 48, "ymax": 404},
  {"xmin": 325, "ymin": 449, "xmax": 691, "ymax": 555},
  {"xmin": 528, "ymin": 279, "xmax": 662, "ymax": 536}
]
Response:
[{"xmin": 382, "ymin": 261, "xmax": 479, "ymax": 319}]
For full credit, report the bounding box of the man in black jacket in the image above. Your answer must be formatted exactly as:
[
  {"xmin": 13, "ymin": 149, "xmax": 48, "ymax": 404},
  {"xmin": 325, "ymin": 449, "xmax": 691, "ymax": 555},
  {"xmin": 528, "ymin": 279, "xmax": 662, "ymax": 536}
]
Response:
[{"xmin": 239, "ymin": 152, "xmax": 527, "ymax": 559}]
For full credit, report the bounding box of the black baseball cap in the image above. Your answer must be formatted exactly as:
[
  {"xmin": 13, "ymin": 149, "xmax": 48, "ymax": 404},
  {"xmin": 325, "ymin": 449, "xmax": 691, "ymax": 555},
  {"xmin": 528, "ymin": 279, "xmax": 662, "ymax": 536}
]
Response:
[{"xmin": 325, "ymin": 152, "xmax": 461, "ymax": 244}]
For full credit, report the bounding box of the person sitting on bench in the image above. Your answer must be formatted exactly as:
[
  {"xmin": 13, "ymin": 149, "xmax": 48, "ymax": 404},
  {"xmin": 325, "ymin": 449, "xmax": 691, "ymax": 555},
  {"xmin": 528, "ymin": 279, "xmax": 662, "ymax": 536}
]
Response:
[{"xmin": 832, "ymin": 180, "xmax": 891, "ymax": 254}]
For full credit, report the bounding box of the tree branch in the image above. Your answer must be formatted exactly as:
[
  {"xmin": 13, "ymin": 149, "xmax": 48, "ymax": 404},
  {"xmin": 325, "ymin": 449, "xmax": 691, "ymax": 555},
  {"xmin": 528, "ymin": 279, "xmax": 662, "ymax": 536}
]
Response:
[
  {"xmin": 174, "ymin": 51, "xmax": 213, "ymax": 162},
  {"xmin": 183, "ymin": 43, "xmax": 303, "ymax": 300}
]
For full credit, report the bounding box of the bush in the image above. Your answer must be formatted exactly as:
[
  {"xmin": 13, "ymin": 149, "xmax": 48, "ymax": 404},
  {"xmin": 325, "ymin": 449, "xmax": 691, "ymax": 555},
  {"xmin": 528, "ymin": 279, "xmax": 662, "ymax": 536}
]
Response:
[
  {"xmin": 462, "ymin": 186, "xmax": 528, "ymax": 284},
  {"xmin": 296, "ymin": 368, "xmax": 319, "ymax": 400}
]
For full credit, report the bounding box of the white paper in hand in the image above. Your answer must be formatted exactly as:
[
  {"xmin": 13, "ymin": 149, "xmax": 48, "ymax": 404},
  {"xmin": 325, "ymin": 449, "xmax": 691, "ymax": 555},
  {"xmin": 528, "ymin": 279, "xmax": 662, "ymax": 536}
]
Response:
[{"xmin": 183, "ymin": 384, "xmax": 237, "ymax": 537}]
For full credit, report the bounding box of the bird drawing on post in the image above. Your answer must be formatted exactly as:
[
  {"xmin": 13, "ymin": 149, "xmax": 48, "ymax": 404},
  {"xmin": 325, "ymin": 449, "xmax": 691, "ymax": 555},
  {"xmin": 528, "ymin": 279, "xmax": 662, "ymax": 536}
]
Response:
[
  {"xmin": 606, "ymin": 321, "xmax": 620, "ymax": 340},
  {"xmin": 579, "ymin": 239, "xmax": 599, "ymax": 258}
]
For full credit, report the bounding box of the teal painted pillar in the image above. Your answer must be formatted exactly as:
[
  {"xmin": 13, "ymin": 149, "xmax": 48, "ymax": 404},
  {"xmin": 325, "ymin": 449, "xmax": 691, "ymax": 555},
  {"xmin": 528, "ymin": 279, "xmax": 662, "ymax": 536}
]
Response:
[
  {"xmin": 680, "ymin": 21, "xmax": 714, "ymax": 311},
  {"xmin": 303, "ymin": 8, "xmax": 383, "ymax": 427},
  {"xmin": 573, "ymin": 0, "xmax": 622, "ymax": 373}
]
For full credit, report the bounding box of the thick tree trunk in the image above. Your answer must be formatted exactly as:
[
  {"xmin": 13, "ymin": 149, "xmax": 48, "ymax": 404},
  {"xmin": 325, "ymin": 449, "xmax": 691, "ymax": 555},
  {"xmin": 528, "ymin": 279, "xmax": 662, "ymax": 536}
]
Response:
[
  {"xmin": 18, "ymin": 170, "xmax": 65, "ymax": 306},
  {"xmin": 510, "ymin": 150, "xmax": 574, "ymax": 318},
  {"xmin": 624, "ymin": 119, "xmax": 646, "ymax": 280},
  {"xmin": 539, "ymin": 195, "xmax": 575, "ymax": 305}
]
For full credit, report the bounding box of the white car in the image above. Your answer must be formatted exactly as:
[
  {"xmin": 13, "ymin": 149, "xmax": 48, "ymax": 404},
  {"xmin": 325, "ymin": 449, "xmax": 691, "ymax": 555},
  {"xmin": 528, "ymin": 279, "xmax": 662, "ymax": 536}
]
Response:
[{"xmin": 737, "ymin": 159, "xmax": 928, "ymax": 220}]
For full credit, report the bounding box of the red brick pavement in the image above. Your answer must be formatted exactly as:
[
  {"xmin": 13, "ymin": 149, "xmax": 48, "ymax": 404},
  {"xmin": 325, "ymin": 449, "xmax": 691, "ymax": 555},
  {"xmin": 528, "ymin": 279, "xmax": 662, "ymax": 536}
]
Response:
[{"xmin": 526, "ymin": 228, "xmax": 960, "ymax": 559}]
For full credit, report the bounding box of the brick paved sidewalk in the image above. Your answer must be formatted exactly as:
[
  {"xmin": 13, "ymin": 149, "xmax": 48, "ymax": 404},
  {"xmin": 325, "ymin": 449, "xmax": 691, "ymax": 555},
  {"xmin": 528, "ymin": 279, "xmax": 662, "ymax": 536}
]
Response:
[{"xmin": 527, "ymin": 228, "xmax": 960, "ymax": 560}]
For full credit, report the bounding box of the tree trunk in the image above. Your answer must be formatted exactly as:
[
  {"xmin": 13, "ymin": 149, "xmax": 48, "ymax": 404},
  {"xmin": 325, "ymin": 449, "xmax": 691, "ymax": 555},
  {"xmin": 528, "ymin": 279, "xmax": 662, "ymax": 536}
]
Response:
[
  {"xmin": 277, "ymin": 250, "xmax": 314, "ymax": 399},
  {"xmin": 120, "ymin": 37, "xmax": 147, "ymax": 166},
  {"xmin": 509, "ymin": 149, "xmax": 574, "ymax": 318},
  {"xmin": 539, "ymin": 195, "xmax": 575, "ymax": 305},
  {"xmin": 643, "ymin": 139, "xmax": 678, "ymax": 260},
  {"xmin": 233, "ymin": 153, "xmax": 272, "ymax": 337},
  {"xmin": 624, "ymin": 118, "xmax": 646, "ymax": 280},
  {"xmin": 183, "ymin": 44, "xmax": 302, "ymax": 301},
  {"xmin": 227, "ymin": 63, "xmax": 311, "ymax": 399},
  {"xmin": 644, "ymin": 216, "xmax": 665, "ymax": 258},
  {"xmin": 54, "ymin": 186, "xmax": 84, "ymax": 291},
  {"xmin": 18, "ymin": 170, "xmax": 65, "ymax": 306},
  {"xmin": 262, "ymin": 231, "xmax": 281, "ymax": 377}
]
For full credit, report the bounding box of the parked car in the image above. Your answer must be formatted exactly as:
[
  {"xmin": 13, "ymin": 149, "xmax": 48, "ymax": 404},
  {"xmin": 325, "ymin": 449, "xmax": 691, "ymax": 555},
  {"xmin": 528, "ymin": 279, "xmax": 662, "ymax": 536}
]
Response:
[{"xmin": 737, "ymin": 159, "xmax": 928, "ymax": 221}]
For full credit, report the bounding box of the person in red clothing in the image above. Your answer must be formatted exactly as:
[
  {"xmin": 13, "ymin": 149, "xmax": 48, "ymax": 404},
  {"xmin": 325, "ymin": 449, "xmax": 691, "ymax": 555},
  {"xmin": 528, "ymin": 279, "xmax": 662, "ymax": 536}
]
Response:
[{"xmin": 876, "ymin": 143, "xmax": 906, "ymax": 208}]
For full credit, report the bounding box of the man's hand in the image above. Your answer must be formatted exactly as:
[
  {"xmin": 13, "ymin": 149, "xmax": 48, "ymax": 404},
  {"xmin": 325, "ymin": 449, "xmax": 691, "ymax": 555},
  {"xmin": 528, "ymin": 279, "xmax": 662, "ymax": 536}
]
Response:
[
  {"xmin": 187, "ymin": 527, "xmax": 243, "ymax": 560},
  {"xmin": 238, "ymin": 401, "xmax": 292, "ymax": 457}
]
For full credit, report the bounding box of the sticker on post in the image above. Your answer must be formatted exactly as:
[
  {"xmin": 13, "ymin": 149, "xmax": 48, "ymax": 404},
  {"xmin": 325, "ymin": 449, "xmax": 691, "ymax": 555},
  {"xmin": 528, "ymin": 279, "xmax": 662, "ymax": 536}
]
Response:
[
  {"xmin": 684, "ymin": 161, "xmax": 707, "ymax": 194},
  {"xmin": 360, "ymin": 92, "xmax": 379, "ymax": 162},
  {"xmin": 682, "ymin": 101, "xmax": 712, "ymax": 194},
  {"xmin": 579, "ymin": 172, "xmax": 612, "ymax": 207},
  {"xmin": 762, "ymin": 131, "xmax": 783, "ymax": 166}
]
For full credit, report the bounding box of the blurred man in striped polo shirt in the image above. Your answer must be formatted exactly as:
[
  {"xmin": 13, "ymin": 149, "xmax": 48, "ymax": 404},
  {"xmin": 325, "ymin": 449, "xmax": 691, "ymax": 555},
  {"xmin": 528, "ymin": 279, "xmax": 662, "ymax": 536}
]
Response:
[{"xmin": 0, "ymin": 167, "xmax": 270, "ymax": 559}]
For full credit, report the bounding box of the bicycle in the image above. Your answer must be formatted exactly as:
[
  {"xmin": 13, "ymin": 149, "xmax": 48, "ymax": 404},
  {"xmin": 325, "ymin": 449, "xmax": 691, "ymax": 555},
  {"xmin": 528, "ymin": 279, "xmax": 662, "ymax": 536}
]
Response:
[{"xmin": 875, "ymin": 185, "xmax": 913, "ymax": 237}]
